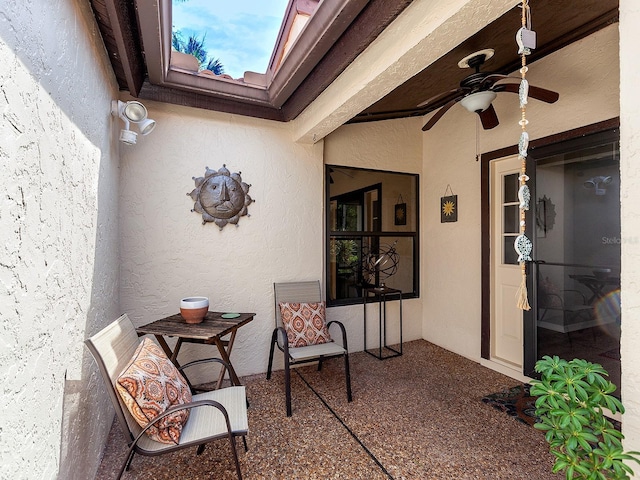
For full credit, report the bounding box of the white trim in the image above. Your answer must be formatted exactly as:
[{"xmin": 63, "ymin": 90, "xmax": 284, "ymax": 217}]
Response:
[{"xmin": 480, "ymin": 358, "xmax": 531, "ymax": 384}]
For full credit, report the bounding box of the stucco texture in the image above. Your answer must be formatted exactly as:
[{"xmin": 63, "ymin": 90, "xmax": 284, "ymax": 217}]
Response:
[
  {"xmin": 118, "ymin": 102, "xmax": 324, "ymax": 380},
  {"xmin": 0, "ymin": 0, "xmax": 120, "ymax": 479}
]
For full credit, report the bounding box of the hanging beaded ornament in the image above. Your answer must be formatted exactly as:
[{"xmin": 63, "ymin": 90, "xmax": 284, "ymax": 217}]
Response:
[{"xmin": 514, "ymin": 0, "xmax": 532, "ymax": 311}]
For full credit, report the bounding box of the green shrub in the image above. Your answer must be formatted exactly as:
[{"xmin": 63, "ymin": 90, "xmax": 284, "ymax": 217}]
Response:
[{"xmin": 530, "ymin": 356, "xmax": 640, "ymax": 479}]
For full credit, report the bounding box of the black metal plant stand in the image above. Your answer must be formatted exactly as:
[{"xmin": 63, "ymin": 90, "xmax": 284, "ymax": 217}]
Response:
[{"xmin": 363, "ymin": 286, "xmax": 403, "ymax": 359}]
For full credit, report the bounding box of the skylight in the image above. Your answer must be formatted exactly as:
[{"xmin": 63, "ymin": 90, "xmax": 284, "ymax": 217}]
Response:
[{"xmin": 171, "ymin": 0, "xmax": 290, "ymax": 79}]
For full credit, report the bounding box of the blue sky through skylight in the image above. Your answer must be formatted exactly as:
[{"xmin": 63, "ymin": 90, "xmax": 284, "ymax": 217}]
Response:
[{"xmin": 172, "ymin": 0, "xmax": 290, "ymax": 79}]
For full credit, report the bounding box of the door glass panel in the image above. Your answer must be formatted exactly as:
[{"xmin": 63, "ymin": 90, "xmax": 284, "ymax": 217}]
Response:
[
  {"xmin": 503, "ymin": 205, "xmax": 520, "ymax": 233},
  {"xmin": 503, "ymin": 236, "xmax": 518, "ymax": 265},
  {"xmin": 534, "ymin": 139, "xmax": 621, "ymax": 393},
  {"xmin": 504, "ymin": 173, "xmax": 519, "ymax": 203}
]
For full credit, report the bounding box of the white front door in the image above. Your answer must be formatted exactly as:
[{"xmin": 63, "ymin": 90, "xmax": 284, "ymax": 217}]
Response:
[{"xmin": 490, "ymin": 156, "xmax": 523, "ymax": 369}]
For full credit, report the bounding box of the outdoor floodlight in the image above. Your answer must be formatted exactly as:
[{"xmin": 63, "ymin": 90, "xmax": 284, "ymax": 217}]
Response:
[
  {"xmin": 583, "ymin": 175, "xmax": 613, "ymax": 196},
  {"xmin": 111, "ymin": 100, "xmax": 156, "ymax": 145}
]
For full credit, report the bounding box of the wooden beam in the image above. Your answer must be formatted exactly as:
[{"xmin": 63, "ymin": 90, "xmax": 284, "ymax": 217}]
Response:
[{"xmin": 99, "ymin": 0, "xmax": 146, "ymax": 96}]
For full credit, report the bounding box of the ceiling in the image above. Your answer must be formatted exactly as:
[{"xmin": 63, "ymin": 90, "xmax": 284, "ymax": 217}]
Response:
[{"xmin": 90, "ymin": 0, "xmax": 618, "ymax": 126}]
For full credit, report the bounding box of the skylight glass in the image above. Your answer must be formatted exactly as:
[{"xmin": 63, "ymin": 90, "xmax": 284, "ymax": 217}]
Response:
[{"xmin": 171, "ymin": 0, "xmax": 290, "ymax": 79}]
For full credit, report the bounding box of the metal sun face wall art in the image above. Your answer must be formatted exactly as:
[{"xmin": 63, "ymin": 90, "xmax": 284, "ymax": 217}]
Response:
[{"xmin": 188, "ymin": 165, "xmax": 253, "ymax": 229}]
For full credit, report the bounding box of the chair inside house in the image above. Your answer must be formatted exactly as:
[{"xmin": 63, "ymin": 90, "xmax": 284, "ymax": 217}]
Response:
[
  {"xmin": 85, "ymin": 313, "xmax": 248, "ymax": 480},
  {"xmin": 267, "ymin": 281, "xmax": 352, "ymax": 416},
  {"xmin": 537, "ymin": 276, "xmax": 595, "ymax": 336}
]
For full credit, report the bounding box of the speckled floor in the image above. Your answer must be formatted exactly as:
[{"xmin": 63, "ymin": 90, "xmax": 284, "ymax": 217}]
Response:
[{"xmin": 95, "ymin": 340, "xmax": 560, "ymax": 479}]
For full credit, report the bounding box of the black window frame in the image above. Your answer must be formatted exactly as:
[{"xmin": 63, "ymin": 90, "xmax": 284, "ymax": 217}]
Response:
[{"xmin": 325, "ymin": 165, "xmax": 419, "ymax": 307}]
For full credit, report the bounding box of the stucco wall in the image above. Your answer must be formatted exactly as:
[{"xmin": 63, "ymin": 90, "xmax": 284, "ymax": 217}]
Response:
[
  {"xmin": 620, "ymin": 0, "xmax": 640, "ymax": 463},
  {"xmin": 118, "ymin": 102, "xmax": 324, "ymax": 379},
  {"xmin": 324, "ymin": 117, "xmax": 424, "ymax": 349},
  {"xmin": 0, "ymin": 0, "xmax": 120, "ymax": 479},
  {"xmin": 421, "ymin": 24, "xmax": 620, "ymax": 362}
]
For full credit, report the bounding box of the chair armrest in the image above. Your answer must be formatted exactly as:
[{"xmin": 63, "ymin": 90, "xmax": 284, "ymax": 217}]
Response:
[
  {"xmin": 129, "ymin": 399, "xmax": 233, "ymax": 449},
  {"xmin": 563, "ymin": 289, "xmax": 588, "ymax": 305},
  {"xmin": 275, "ymin": 326, "xmax": 289, "ymax": 356},
  {"xmin": 541, "ymin": 292, "xmax": 563, "ymax": 308},
  {"xmin": 327, "ymin": 320, "xmax": 349, "ymax": 352},
  {"xmin": 178, "ymin": 357, "xmax": 242, "ymax": 387}
]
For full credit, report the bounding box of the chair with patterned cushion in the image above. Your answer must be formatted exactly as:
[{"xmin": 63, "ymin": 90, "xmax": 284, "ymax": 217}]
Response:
[
  {"xmin": 267, "ymin": 281, "xmax": 352, "ymax": 416},
  {"xmin": 85, "ymin": 313, "xmax": 248, "ymax": 479}
]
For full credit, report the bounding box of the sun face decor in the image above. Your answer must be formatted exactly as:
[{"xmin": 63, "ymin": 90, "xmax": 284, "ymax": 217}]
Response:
[{"xmin": 187, "ymin": 165, "xmax": 253, "ymax": 229}]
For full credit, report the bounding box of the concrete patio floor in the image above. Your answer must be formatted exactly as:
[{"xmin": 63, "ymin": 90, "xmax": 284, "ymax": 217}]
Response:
[{"xmin": 95, "ymin": 340, "xmax": 560, "ymax": 479}]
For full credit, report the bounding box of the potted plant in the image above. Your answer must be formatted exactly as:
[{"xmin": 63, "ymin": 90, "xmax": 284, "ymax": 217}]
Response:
[{"xmin": 530, "ymin": 355, "xmax": 640, "ymax": 479}]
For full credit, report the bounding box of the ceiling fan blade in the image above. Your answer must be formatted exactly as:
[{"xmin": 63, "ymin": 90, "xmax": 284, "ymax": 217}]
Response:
[
  {"xmin": 494, "ymin": 82, "xmax": 560, "ymax": 103},
  {"xmin": 417, "ymin": 88, "xmax": 463, "ymax": 109},
  {"xmin": 422, "ymin": 99, "xmax": 458, "ymax": 131},
  {"xmin": 478, "ymin": 104, "xmax": 499, "ymax": 130}
]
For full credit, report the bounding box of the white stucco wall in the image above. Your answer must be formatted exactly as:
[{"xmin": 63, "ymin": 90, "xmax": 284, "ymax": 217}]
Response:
[
  {"xmin": 421, "ymin": 24, "xmax": 620, "ymax": 362},
  {"xmin": 619, "ymin": 0, "xmax": 640, "ymax": 464},
  {"xmin": 324, "ymin": 117, "xmax": 424, "ymax": 350},
  {"xmin": 118, "ymin": 102, "xmax": 324, "ymax": 379},
  {"xmin": 0, "ymin": 0, "xmax": 120, "ymax": 479}
]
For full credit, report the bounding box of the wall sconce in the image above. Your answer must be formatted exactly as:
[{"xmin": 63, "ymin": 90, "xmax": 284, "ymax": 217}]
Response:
[
  {"xmin": 111, "ymin": 100, "xmax": 156, "ymax": 145},
  {"xmin": 583, "ymin": 175, "xmax": 612, "ymax": 196}
]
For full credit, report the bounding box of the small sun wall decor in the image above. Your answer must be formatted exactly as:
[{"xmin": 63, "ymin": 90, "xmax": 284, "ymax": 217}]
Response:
[
  {"xmin": 440, "ymin": 184, "xmax": 457, "ymax": 223},
  {"xmin": 187, "ymin": 164, "xmax": 254, "ymax": 230}
]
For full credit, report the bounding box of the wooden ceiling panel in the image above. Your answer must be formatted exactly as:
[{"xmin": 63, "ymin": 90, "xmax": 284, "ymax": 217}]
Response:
[{"xmin": 352, "ymin": 0, "xmax": 618, "ymax": 123}]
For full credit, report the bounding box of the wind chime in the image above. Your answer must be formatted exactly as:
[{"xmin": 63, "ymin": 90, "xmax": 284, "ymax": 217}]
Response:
[{"xmin": 514, "ymin": 0, "xmax": 535, "ymax": 311}]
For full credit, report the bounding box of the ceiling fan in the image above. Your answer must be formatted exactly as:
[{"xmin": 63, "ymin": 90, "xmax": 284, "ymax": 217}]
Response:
[{"xmin": 418, "ymin": 49, "xmax": 559, "ymax": 132}]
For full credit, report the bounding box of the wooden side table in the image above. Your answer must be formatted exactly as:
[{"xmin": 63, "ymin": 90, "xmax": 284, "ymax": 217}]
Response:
[
  {"xmin": 136, "ymin": 312, "xmax": 254, "ymax": 388},
  {"xmin": 363, "ymin": 286, "xmax": 403, "ymax": 359}
]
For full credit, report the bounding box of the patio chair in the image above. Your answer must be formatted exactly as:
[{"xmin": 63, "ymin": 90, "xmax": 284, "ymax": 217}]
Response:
[
  {"xmin": 85, "ymin": 314, "xmax": 248, "ymax": 479},
  {"xmin": 537, "ymin": 277, "xmax": 594, "ymax": 336},
  {"xmin": 267, "ymin": 281, "xmax": 352, "ymax": 416}
]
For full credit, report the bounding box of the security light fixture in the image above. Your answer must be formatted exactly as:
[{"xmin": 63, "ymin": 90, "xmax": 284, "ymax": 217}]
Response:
[
  {"xmin": 583, "ymin": 175, "xmax": 613, "ymax": 196},
  {"xmin": 111, "ymin": 100, "xmax": 156, "ymax": 145}
]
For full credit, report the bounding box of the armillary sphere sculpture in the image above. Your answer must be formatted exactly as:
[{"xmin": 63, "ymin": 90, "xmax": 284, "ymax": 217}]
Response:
[{"xmin": 361, "ymin": 240, "xmax": 399, "ymax": 287}]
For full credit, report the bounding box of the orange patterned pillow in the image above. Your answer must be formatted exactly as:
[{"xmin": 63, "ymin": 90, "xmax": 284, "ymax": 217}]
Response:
[
  {"xmin": 116, "ymin": 337, "xmax": 192, "ymax": 444},
  {"xmin": 279, "ymin": 301, "xmax": 332, "ymax": 348}
]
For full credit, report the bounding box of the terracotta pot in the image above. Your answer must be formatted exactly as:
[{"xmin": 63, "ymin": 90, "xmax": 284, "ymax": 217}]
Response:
[{"xmin": 180, "ymin": 297, "xmax": 209, "ymax": 324}]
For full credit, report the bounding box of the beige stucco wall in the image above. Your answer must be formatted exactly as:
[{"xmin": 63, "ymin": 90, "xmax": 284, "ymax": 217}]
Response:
[
  {"xmin": 0, "ymin": 0, "xmax": 120, "ymax": 479},
  {"xmin": 620, "ymin": 0, "xmax": 640, "ymax": 463},
  {"xmin": 421, "ymin": 24, "xmax": 620, "ymax": 363},
  {"xmin": 118, "ymin": 102, "xmax": 324, "ymax": 379},
  {"xmin": 324, "ymin": 117, "xmax": 424, "ymax": 349}
]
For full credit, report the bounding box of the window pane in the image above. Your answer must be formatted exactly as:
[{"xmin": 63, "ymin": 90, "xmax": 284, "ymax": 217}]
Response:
[
  {"xmin": 503, "ymin": 236, "xmax": 518, "ymax": 265},
  {"xmin": 504, "ymin": 173, "xmax": 519, "ymax": 203},
  {"xmin": 503, "ymin": 205, "xmax": 520, "ymax": 234},
  {"xmin": 327, "ymin": 166, "xmax": 419, "ymax": 306}
]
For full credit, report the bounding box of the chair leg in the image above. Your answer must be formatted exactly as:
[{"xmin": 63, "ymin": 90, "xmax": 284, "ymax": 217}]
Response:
[
  {"xmin": 267, "ymin": 329, "xmax": 277, "ymax": 380},
  {"xmin": 344, "ymin": 353, "xmax": 353, "ymax": 402},
  {"xmin": 196, "ymin": 444, "xmax": 206, "ymax": 455},
  {"xmin": 117, "ymin": 449, "xmax": 136, "ymax": 480},
  {"xmin": 317, "ymin": 355, "xmax": 324, "ymax": 371},
  {"xmin": 242, "ymin": 435, "xmax": 248, "ymax": 452},
  {"xmin": 285, "ymin": 354, "xmax": 292, "ymax": 417},
  {"xmin": 227, "ymin": 431, "xmax": 243, "ymax": 480}
]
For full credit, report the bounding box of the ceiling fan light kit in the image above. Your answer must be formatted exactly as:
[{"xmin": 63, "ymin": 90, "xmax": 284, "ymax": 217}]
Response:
[
  {"xmin": 418, "ymin": 5, "xmax": 557, "ymax": 133},
  {"xmin": 459, "ymin": 91, "xmax": 497, "ymax": 113}
]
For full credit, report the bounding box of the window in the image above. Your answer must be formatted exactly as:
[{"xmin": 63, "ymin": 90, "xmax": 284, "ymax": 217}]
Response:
[{"xmin": 326, "ymin": 166, "xmax": 419, "ymax": 306}]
